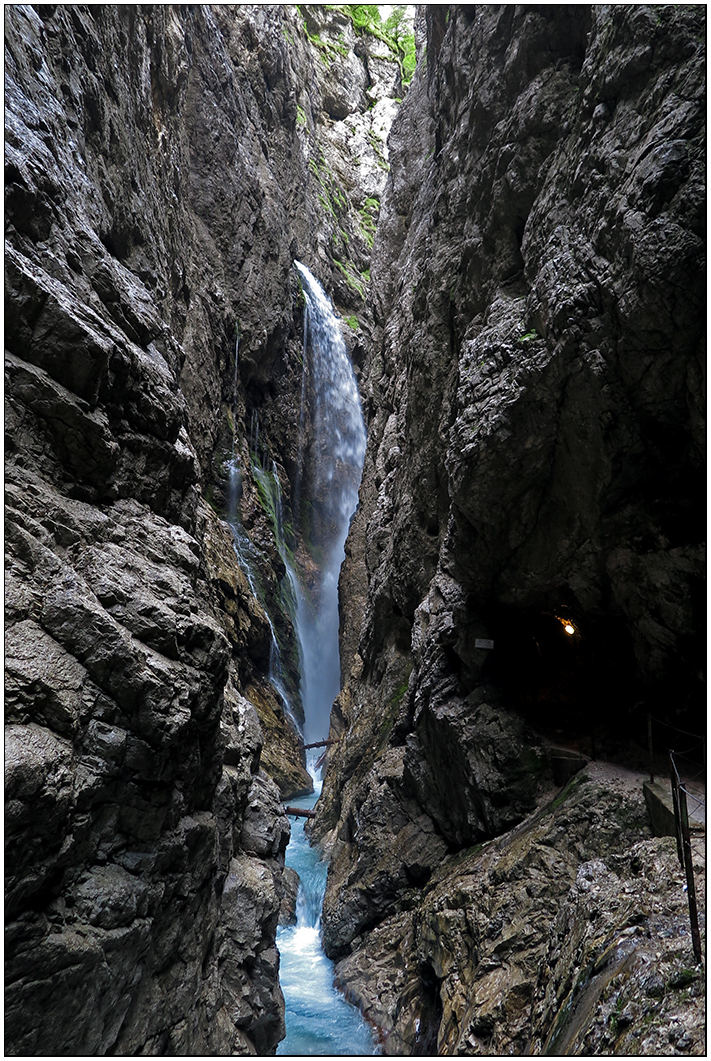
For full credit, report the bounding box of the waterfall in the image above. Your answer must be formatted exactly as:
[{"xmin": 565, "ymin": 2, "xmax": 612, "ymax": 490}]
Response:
[
  {"xmin": 231, "ymin": 332, "xmax": 240, "ymax": 458},
  {"xmin": 293, "ymin": 300, "xmax": 309, "ymax": 526},
  {"xmin": 292, "ymin": 260, "xmax": 367, "ymax": 744},
  {"xmin": 228, "ymin": 265, "xmax": 373, "ymax": 1053}
]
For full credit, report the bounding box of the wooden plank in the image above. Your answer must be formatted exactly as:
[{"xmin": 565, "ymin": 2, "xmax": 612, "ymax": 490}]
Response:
[{"xmin": 285, "ymin": 806, "xmax": 316, "ymax": 819}]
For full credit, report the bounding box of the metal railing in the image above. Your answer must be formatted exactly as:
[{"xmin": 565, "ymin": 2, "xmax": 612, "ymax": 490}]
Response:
[
  {"xmin": 647, "ymin": 713, "xmax": 704, "ymax": 964},
  {"xmin": 669, "ymin": 749, "xmax": 703, "ymax": 962}
]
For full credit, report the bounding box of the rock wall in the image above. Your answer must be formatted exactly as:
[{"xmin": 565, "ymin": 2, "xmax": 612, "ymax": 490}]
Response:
[
  {"xmin": 4, "ymin": 4, "xmax": 405, "ymax": 1054},
  {"xmin": 315, "ymin": 3, "xmax": 705, "ymax": 1053}
]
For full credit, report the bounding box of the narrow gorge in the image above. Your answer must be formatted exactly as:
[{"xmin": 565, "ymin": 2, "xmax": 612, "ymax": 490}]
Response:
[{"xmin": 4, "ymin": 4, "xmax": 705, "ymax": 1057}]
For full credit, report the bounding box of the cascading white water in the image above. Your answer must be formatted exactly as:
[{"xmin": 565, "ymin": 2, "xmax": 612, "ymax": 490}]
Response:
[
  {"xmin": 274, "ymin": 265, "xmax": 377, "ymax": 1056},
  {"xmin": 276, "ymin": 755, "xmax": 379, "ymax": 1056},
  {"xmin": 226, "ymin": 265, "xmax": 372, "ymax": 1052},
  {"xmin": 293, "ymin": 300, "xmax": 308, "ymax": 526},
  {"xmin": 292, "ymin": 260, "xmax": 367, "ymax": 743}
]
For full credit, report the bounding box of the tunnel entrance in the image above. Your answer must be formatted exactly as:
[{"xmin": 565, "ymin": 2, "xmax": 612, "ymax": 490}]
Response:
[{"xmin": 486, "ymin": 606, "xmax": 641, "ymax": 747}]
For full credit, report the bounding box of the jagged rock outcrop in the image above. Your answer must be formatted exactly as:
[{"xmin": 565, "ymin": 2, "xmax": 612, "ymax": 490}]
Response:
[
  {"xmin": 316, "ymin": 3, "xmax": 705, "ymax": 1053},
  {"xmin": 331, "ymin": 764, "xmax": 705, "ymax": 1055},
  {"xmin": 4, "ymin": 3, "xmax": 406, "ymax": 1054}
]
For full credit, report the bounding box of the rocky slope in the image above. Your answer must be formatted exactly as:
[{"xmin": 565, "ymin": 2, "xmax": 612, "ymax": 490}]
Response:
[
  {"xmin": 315, "ymin": 3, "xmax": 705, "ymax": 1053},
  {"xmin": 4, "ymin": 4, "xmax": 407, "ymax": 1054}
]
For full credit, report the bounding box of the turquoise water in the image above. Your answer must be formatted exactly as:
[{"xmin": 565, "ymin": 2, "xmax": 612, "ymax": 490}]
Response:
[{"xmin": 276, "ymin": 772, "xmax": 380, "ymax": 1056}]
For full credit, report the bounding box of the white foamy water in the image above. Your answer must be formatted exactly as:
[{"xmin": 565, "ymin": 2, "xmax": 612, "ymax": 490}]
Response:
[{"xmin": 277, "ymin": 761, "xmax": 379, "ymax": 1056}]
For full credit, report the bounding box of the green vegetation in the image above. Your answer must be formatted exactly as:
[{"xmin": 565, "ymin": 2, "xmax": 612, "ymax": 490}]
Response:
[
  {"xmin": 298, "ymin": 7, "xmax": 349, "ymax": 65},
  {"xmin": 319, "ymin": 192, "xmax": 336, "ymax": 217},
  {"xmin": 668, "ymin": 968, "xmax": 699, "ymax": 989},
  {"xmin": 358, "ymin": 196, "xmax": 379, "ymax": 248},
  {"xmin": 391, "ymin": 679, "xmax": 409, "ymax": 707},
  {"xmin": 324, "ymin": 4, "xmax": 418, "ymax": 85},
  {"xmin": 309, "ymin": 152, "xmax": 349, "ymax": 221},
  {"xmin": 333, "ymin": 257, "xmax": 365, "ymax": 299},
  {"xmin": 344, "ymin": 315, "xmax": 359, "ymax": 330},
  {"xmin": 519, "ymin": 328, "xmax": 539, "ymax": 343},
  {"xmin": 296, "ymin": 103, "xmax": 307, "ymax": 126}
]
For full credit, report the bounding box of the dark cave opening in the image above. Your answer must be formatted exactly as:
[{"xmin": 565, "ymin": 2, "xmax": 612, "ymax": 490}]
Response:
[
  {"xmin": 484, "ymin": 604, "xmax": 705, "ymax": 767},
  {"xmin": 412, "ymin": 961, "xmax": 444, "ymax": 1056},
  {"xmin": 486, "ymin": 606, "xmax": 641, "ymax": 746}
]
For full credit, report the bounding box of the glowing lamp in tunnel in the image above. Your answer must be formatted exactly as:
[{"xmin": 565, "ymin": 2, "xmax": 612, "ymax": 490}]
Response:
[{"xmin": 564, "ymin": 623, "xmax": 575, "ymax": 635}]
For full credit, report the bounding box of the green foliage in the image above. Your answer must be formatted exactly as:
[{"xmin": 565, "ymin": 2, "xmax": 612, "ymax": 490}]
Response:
[
  {"xmin": 309, "ymin": 153, "xmax": 349, "ymax": 220},
  {"xmin": 319, "ymin": 192, "xmax": 336, "ymax": 217},
  {"xmin": 339, "ymin": 4, "xmax": 384, "ymax": 34},
  {"xmin": 358, "ymin": 207, "xmax": 376, "ymax": 248},
  {"xmin": 519, "ymin": 328, "xmax": 539, "ymax": 343},
  {"xmin": 329, "ymin": 4, "xmax": 418, "ymax": 85},
  {"xmin": 358, "ymin": 197, "xmax": 382, "ymax": 246},
  {"xmin": 383, "ymin": 6, "xmax": 417, "ymax": 83},
  {"xmin": 344, "ymin": 315, "xmax": 359, "ymax": 330},
  {"xmin": 296, "ymin": 104, "xmax": 307, "ymax": 126},
  {"xmin": 391, "ymin": 679, "xmax": 409, "ymax": 707},
  {"xmin": 333, "ymin": 258, "xmax": 365, "ymax": 300},
  {"xmin": 299, "ymin": 7, "xmax": 349, "ymax": 65},
  {"xmin": 401, "ymin": 35, "xmax": 417, "ymax": 82}
]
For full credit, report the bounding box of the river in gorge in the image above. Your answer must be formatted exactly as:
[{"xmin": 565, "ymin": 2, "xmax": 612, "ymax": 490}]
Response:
[
  {"xmin": 276, "ymin": 265, "xmax": 377, "ymax": 1055},
  {"xmin": 228, "ymin": 263, "xmax": 377, "ymax": 1053},
  {"xmin": 277, "ymin": 757, "xmax": 380, "ymax": 1056}
]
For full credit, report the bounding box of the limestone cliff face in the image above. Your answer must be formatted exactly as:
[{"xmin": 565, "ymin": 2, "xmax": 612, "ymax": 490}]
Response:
[
  {"xmin": 316, "ymin": 4, "xmax": 705, "ymax": 1053},
  {"xmin": 4, "ymin": 4, "xmax": 401, "ymax": 1054}
]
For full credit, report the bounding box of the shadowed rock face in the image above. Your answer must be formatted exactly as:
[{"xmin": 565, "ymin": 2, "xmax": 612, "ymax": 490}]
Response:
[
  {"xmin": 5, "ymin": 3, "xmax": 412, "ymax": 1052},
  {"xmin": 4, "ymin": 5, "xmax": 301, "ymax": 1054},
  {"xmin": 315, "ymin": 4, "xmax": 705, "ymax": 1053}
]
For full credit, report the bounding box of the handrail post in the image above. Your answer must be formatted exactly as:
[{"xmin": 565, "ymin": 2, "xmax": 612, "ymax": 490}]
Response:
[
  {"xmin": 678, "ymin": 783, "xmax": 703, "ymax": 964},
  {"xmin": 668, "ymin": 751, "xmax": 684, "ymax": 868}
]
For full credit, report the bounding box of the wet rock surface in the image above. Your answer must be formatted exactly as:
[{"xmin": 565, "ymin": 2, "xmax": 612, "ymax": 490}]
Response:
[{"xmin": 329, "ymin": 764, "xmax": 705, "ymax": 1056}]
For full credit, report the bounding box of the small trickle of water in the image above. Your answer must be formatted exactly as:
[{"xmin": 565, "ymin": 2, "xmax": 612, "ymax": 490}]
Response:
[{"xmin": 225, "ymin": 455, "xmax": 301, "ymax": 731}]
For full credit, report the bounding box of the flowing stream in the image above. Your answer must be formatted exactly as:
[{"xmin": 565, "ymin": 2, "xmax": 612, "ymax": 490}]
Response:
[
  {"xmin": 277, "ymin": 758, "xmax": 379, "ymax": 1056},
  {"xmin": 275, "ymin": 264, "xmax": 376, "ymax": 1054}
]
